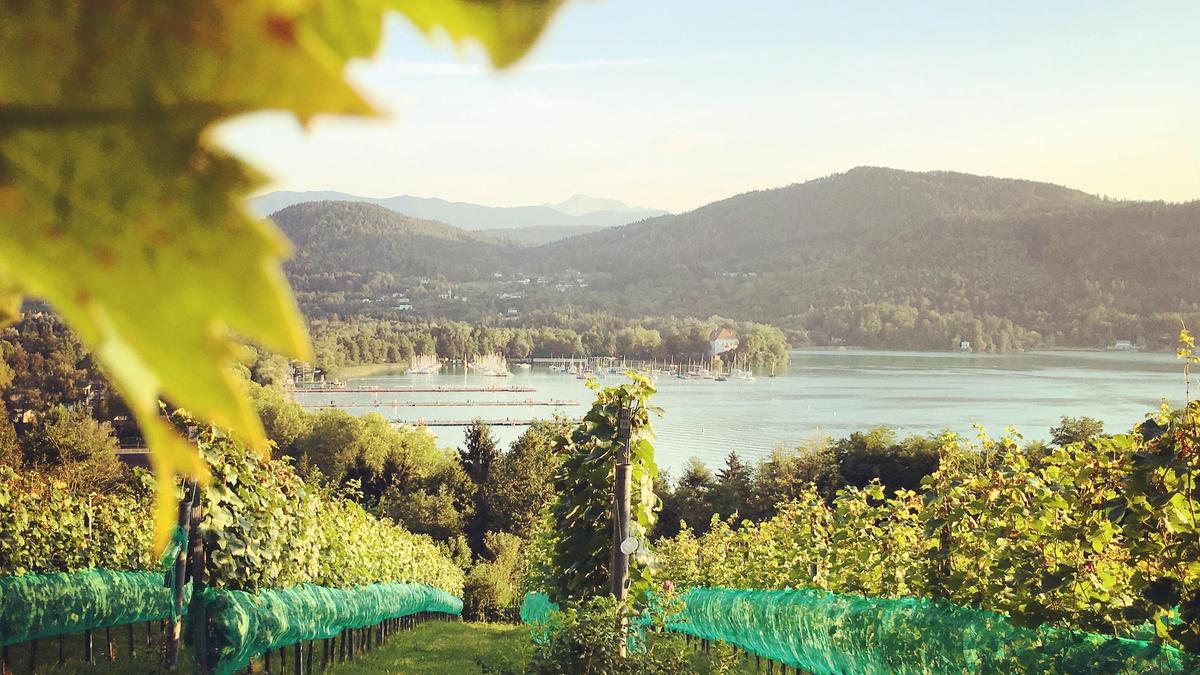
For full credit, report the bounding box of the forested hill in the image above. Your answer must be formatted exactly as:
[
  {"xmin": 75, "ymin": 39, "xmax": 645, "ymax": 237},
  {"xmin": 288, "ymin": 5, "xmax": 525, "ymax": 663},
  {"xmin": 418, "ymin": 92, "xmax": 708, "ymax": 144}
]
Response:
[
  {"xmin": 536, "ymin": 167, "xmax": 1200, "ymax": 350},
  {"xmin": 272, "ymin": 201, "xmax": 517, "ymax": 280},
  {"xmin": 254, "ymin": 190, "xmax": 666, "ymax": 230},
  {"xmin": 271, "ymin": 169, "xmax": 1200, "ymax": 351},
  {"xmin": 539, "ymin": 167, "xmax": 1106, "ymax": 272}
]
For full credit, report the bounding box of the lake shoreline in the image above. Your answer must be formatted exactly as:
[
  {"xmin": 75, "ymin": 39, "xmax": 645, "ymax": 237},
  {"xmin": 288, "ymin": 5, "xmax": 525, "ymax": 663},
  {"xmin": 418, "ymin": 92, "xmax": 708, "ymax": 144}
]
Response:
[{"xmin": 297, "ymin": 350, "xmax": 1184, "ymax": 473}]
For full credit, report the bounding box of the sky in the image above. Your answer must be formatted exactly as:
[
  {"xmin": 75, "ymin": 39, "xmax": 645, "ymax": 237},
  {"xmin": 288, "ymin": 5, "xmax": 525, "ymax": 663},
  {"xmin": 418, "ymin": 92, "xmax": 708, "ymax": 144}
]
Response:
[{"xmin": 216, "ymin": 1, "xmax": 1200, "ymax": 214}]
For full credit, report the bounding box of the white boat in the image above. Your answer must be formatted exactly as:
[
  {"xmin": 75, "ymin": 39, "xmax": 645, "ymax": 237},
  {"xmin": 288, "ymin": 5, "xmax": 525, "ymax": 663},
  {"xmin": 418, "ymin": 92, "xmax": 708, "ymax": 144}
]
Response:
[
  {"xmin": 468, "ymin": 352, "xmax": 513, "ymax": 377},
  {"xmin": 406, "ymin": 354, "xmax": 442, "ymax": 375},
  {"xmin": 515, "ymin": 362, "xmax": 532, "ymax": 369}
]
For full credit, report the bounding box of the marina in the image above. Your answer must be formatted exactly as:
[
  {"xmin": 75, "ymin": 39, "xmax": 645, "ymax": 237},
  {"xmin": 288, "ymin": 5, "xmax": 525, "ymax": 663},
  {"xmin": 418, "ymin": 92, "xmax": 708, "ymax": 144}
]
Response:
[
  {"xmin": 301, "ymin": 399, "xmax": 578, "ymax": 409},
  {"xmin": 287, "ymin": 385, "xmax": 536, "ymax": 394},
  {"xmin": 392, "ymin": 417, "xmax": 584, "ymax": 427},
  {"xmin": 289, "ymin": 350, "xmax": 1187, "ymax": 472}
]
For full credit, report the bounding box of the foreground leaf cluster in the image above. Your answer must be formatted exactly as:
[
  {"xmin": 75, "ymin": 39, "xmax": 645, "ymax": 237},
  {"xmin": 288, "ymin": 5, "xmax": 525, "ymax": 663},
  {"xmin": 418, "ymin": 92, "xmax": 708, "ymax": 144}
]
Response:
[{"xmin": 0, "ymin": 0, "xmax": 561, "ymax": 552}]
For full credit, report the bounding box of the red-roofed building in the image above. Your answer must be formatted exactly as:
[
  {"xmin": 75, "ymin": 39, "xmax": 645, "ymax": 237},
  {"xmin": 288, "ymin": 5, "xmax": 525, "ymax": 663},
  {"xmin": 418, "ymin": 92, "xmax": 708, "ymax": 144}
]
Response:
[{"xmin": 709, "ymin": 328, "xmax": 739, "ymax": 357}]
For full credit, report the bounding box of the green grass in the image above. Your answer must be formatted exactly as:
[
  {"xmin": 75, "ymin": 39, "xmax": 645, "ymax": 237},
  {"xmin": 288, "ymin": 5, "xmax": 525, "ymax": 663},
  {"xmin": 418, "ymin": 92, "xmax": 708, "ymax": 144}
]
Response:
[
  {"xmin": 326, "ymin": 621, "xmax": 529, "ymax": 675},
  {"xmin": 0, "ymin": 622, "xmax": 766, "ymax": 674},
  {"xmin": 322, "ymin": 621, "xmax": 764, "ymax": 675}
]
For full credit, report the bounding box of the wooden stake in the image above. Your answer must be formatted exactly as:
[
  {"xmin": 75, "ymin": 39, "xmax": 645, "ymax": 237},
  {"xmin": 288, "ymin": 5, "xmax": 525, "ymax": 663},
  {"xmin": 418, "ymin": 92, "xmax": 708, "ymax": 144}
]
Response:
[
  {"xmin": 610, "ymin": 407, "xmax": 633, "ymax": 657},
  {"xmin": 166, "ymin": 482, "xmax": 196, "ymax": 670}
]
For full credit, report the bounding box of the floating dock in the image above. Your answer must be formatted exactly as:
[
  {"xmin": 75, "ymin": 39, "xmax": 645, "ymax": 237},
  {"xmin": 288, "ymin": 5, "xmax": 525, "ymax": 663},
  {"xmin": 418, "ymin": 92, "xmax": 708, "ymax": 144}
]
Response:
[
  {"xmin": 393, "ymin": 417, "xmax": 583, "ymax": 427},
  {"xmin": 301, "ymin": 399, "xmax": 578, "ymax": 409},
  {"xmin": 288, "ymin": 385, "xmax": 536, "ymax": 394}
]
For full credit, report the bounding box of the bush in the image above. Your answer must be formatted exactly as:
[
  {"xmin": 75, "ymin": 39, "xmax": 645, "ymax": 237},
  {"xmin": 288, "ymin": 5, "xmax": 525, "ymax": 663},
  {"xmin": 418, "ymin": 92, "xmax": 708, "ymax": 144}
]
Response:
[
  {"xmin": 0, "ymin": 466, "xmax": 156, "ymax": 575},
  {"xmin": 463, "ymin": 532, "xmax": 523, "ymax": 622},
  {"xmin": 196, "ymin": 425, "xmax": 464, "ymax": 595},
  {"xmin": 527, "ymin": 596, "xmax": 689, "ymax": 675}
]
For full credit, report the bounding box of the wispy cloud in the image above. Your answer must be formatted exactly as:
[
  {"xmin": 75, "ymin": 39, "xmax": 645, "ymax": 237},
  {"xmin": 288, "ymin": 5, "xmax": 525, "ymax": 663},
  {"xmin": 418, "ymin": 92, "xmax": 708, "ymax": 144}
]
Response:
[
  {"xmin": 359, "ymin": 51, "xmax": 750, "ymax": 80},
  {"xmin": 363, "ymin": 56, "xmax": 660, "ymax": 78},
  {"xmin": 525, "ymin": 57, "xmax": 657, "ymax": 72}
]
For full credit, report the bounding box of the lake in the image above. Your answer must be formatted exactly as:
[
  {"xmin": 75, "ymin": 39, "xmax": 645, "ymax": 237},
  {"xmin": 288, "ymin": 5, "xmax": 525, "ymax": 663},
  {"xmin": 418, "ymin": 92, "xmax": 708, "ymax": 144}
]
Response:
[{"xmin": 290, "ymin": 350, "xmax": 1190, "ymax": 474}]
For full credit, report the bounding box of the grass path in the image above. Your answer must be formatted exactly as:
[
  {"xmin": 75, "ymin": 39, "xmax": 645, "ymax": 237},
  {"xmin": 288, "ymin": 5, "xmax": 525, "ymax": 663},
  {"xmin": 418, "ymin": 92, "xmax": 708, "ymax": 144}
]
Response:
[
  {"xmin": 325, "ymin": 620, "xmax": 764, "ymax": 674},
  {"xmin": 2, "ymin": 622, "xmax": 765, "ymax": 674},
  {"xmin": 326, "ymin": 621, "xmax": 529, "ymax": 675}
]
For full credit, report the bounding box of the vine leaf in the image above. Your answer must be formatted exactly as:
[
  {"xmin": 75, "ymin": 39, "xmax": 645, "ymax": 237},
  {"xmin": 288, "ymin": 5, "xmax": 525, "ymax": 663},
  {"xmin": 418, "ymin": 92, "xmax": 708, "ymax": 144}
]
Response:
[
  {"xmin": 394, "ymin": 0, "xmax": 564, "ymax": 67},
  {"xmin": 0, "ymin": 123, "xmax": 308, "ymax": 550},
  {"xmin": 0, "ymin": 0, "xmax": 563, "ymax": 552}
]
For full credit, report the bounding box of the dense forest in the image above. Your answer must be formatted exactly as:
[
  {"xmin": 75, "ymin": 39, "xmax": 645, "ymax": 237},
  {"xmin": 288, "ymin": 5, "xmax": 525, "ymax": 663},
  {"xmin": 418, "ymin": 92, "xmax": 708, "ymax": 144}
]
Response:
[
  {"xmin": 272, "ymin": 168, "xmax": 1200, "ymax": 351},
  {"xmin": 306, "ymin": 313, "xmax": 790, "ymax": 374}
]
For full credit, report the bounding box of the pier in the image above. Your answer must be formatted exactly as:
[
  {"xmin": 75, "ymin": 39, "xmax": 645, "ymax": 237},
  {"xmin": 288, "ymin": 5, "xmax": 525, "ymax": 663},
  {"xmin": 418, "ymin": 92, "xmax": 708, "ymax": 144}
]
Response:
[
  {"xmin": 288, "ymin": 385, "xmax": 536, "ymax": 394},
  {"xmin": 393, "ymin": 417, "xmax": 583, "ymax": 427},
  {"xmin": 301, "ymin": 399, "xmax": 578, "ymax": 409}
]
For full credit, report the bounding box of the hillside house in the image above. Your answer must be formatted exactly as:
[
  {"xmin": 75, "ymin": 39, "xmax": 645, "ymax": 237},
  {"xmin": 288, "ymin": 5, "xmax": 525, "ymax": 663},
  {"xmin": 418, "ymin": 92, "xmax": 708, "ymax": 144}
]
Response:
[{"xmin": 709, "ymin": 328, "xmax": 739, "ymax": 357}]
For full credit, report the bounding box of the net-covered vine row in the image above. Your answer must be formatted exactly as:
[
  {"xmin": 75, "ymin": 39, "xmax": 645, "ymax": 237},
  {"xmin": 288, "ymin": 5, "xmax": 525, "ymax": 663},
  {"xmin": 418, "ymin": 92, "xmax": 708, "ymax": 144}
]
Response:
[
  {"xmin": 0, "ymin": 424, "xmax": 466, "ymax": 670},
  {"xmin": 656, "ymin": 401, "xmax": 1200, "ymax": 651}
]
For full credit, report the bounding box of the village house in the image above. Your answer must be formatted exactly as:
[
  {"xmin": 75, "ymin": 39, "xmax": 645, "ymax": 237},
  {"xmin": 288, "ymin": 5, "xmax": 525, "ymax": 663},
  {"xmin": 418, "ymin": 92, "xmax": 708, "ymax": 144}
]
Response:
[{"xmin": 709, "ymin": 328, "xmax": 739, "ymax": 357}]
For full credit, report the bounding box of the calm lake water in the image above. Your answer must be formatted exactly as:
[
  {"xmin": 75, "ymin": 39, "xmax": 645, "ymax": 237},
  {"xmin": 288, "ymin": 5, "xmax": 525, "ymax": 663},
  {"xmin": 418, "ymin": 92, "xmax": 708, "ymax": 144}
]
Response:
[{"xmin": 291, "ymin": 350, "xmax": 1189, "ymax": 474}]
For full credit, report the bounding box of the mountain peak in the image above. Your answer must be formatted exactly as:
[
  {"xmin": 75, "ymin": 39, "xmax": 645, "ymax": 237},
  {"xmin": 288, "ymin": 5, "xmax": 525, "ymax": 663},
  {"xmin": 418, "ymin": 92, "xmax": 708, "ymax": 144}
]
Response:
[{"xmin": 547, "ymin": 194, "xmax": 639, "ymax": 217}]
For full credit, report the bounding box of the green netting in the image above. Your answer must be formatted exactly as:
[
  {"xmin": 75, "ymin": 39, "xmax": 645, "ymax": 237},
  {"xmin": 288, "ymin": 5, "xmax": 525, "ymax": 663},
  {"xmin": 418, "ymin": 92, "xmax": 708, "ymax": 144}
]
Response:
[
  {"xmin": 670, "ymin": 588, "xmax": 1200, "ymax": 674},
  {"xmin": 0, "ymin": 569, "xmax": 185, "ymax": 647},
  {"xmin": 198, "ymin": 582, "xmax": 463, "ymax": 675},
  {"xmin": 0, "ymin": 526, "xmax": 189, "ymax": 647},
  {"xmin": 519, "ymin": 589, "xmax": 1200, "ymax": 674},
  {"xmin": 520, "ymin": 592, "xmax": 560, "ymax": 645}
]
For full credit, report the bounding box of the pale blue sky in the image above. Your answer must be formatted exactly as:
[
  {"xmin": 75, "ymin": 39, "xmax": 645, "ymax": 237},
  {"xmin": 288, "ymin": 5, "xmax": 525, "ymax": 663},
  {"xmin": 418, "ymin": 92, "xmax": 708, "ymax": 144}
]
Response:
[{"xmin": 217, "ymin": 1, "xmax": 1200, "ymax": 212}]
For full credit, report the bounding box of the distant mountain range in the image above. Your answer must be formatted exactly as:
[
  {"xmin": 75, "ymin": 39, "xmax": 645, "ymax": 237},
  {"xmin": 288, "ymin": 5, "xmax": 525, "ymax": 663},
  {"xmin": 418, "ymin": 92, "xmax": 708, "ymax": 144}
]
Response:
[
  {"xmin": 251, "ymin": 190, "xmax": 667, "ymax": 238},
  {"xmin": 269, "ymin": 168, "xmax": 1200, "ymax": 350}
]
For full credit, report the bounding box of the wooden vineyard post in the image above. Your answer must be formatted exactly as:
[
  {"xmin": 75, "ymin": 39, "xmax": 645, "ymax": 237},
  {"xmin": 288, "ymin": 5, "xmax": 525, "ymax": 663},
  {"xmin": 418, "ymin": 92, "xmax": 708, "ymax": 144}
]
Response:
[
  {"xmin": 189, "ymin": 487, "xmax": 209, "ymax": 674},
  {"xmin": 166, "ymin": 481, "xmax": 197, "ymax": 670},
  {"xmin": 610, "ymin": 406, "xmax": 633, "ymax": 657}
]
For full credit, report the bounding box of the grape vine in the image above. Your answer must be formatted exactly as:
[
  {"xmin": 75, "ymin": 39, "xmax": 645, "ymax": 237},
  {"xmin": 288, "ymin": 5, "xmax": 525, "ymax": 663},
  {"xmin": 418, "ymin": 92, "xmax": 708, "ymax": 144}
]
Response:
[{"xmin": 542, "ymin": 373, "xmax": 663, "ymax": 605}]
